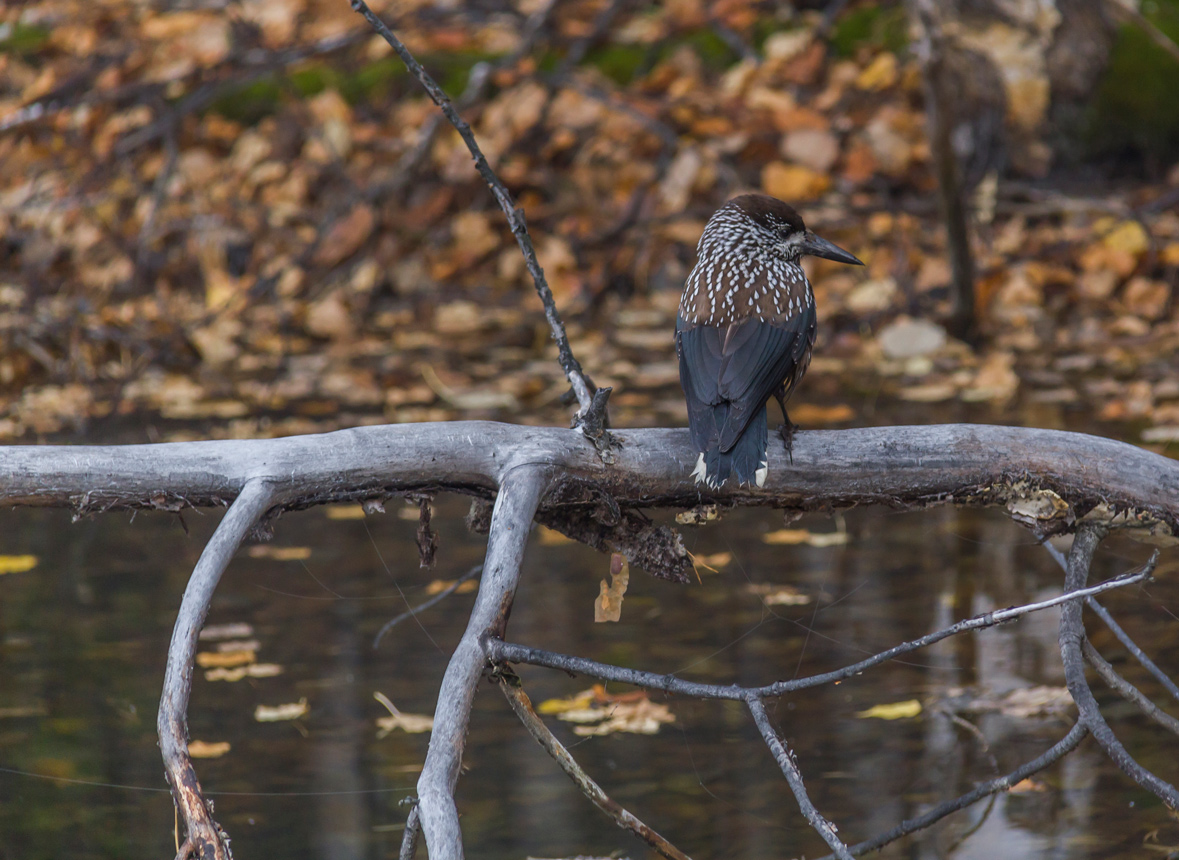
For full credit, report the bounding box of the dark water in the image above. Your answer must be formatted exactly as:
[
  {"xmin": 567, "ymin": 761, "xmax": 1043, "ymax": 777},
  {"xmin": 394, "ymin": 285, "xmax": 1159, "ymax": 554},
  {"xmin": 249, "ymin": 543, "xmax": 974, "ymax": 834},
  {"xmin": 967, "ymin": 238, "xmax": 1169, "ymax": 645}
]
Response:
[{"xmin": 0, "ymin": 490, "xmax": 1177, "ymax": 859}]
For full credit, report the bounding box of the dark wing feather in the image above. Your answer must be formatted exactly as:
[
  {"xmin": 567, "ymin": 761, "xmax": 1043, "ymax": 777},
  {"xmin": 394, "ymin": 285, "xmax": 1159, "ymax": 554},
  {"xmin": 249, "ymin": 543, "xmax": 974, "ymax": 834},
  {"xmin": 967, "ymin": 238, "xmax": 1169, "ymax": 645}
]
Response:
[{"xmin": 677, "ymin": 309, "xmax": 815, "ymax": 455}]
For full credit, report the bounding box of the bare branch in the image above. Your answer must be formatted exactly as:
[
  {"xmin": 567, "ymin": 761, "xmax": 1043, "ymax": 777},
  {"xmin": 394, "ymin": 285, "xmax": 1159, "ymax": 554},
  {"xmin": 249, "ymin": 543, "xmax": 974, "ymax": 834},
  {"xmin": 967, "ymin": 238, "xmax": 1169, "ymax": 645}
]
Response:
[
  {"xmin": 416, "ymin": 465, "xmax": 550, "ymax": 858},
  {"xmin": 348, "ymin": 1, "xmax": 609, "ymax": 434},
  {"xmin": 1083, "ymin": 640, "xmax": 1179, "ymax": 737},
  {"xmin": 1058, "ymin": 524, "xmax": 1179, "ymax": 809},
  {"xmin": 400, "ymin": 804, "xmax": 421, "ymax": 860},
  {"xmin": 485, "ymin": 566, "xmax": 1154, "ymax": 701},
  {"xmin": 747, "ymin": 696, "xmax": 853, "ymax": 860},
  {"xmin": 498, "ymin": 678, "xmax": 693, "ymax": 860},
  {"xmin": 373, "ymin": 564, "xmax": 483, "ymax": 649},
  {"xmin": 157, "ymin": 478, "xmax": 279, "ymax": 860}
]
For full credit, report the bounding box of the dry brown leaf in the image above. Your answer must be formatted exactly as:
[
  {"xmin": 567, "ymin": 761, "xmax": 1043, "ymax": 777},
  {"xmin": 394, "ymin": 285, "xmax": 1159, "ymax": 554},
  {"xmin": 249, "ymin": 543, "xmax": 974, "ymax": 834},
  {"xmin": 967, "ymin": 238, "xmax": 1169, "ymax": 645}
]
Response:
[
  {"xmin": 761, "ymin": 162, "xmax": 831, "ymax": 202},
  {"xmin": 313, "ymin": 205, "xmax": 375, "ymax": 268},
  {"xmin": 188, "ymin": 740, "xmax": 231, "ymax": 759},
  {"xmin": 762, "ymin": 529, "xmax": 848, "ymax": 547},
  {"xmin": 595, "ymin": 554, "xmax": 629, "ymax": 623},
  {"xmin": 424, "ymin": 578, "xmax": 479, "ymax": 596},
  {"xmin": 745, "ymin": 583, "xmax": 811, "ymax": 606},
  {"xmin": 199, "ymin": 623, "xmax": 254, "ymax": 641}
]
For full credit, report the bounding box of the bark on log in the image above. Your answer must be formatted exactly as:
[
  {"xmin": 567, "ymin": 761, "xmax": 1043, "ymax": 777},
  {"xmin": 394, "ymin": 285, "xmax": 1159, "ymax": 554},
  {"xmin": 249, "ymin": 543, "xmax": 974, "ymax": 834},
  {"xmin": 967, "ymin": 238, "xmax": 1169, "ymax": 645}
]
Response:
[{"xmin": 1, "ymin": 423, "xmax": 1175, "ymax": 545}]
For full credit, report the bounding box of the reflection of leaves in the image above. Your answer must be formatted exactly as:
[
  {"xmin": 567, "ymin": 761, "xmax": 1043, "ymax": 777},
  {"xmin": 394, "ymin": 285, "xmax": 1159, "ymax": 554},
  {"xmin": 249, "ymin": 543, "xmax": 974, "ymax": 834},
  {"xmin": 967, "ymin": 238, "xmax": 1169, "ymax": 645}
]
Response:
[
  {"xmin": 856, "ymin": 700, "xmax": 922, "ymax": 720},
  {"xmin": 196, "ymin": 649, "xmax": 255, "ymax": 668}
]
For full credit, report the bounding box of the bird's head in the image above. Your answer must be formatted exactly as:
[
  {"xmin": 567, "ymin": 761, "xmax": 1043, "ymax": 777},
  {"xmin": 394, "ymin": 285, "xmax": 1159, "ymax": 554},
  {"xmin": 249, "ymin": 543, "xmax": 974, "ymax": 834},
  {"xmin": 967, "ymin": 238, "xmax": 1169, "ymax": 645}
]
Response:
[{"xmin": 728, "ymin": 194, "xmax": 865, "ymax": 267}]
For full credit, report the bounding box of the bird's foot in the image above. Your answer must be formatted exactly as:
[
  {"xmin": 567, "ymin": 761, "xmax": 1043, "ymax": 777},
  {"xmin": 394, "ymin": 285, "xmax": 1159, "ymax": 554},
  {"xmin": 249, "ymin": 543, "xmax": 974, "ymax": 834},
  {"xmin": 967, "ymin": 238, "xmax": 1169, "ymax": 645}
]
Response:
[{"xmin": 777, "ymin": 421, "xmax": 799, "ymax": 465}]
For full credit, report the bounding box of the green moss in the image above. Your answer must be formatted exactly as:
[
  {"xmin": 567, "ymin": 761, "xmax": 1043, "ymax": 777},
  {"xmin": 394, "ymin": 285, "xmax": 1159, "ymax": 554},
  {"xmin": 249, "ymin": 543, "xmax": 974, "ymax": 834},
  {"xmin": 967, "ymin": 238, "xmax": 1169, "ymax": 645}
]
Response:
[
  {"xmin": 209, "ymin": 76, "xmax": 284, "ymax": 125},
  {"xmin": 1086, "ymin": 8, "xmax": 1179, "ymax": 165},
  {"xmin": 671, "ymin": 28, "xmax": 740, "ymax": 70},
  {"xmin": 337, "ymin": 57, "xmax": 407, "ymax": 104},
  {"xmin": 0, "ymin": 21, "xmax": 51, "ymax": 55},
  {"xmin": 585, "ymin": 43, "xmax": 648, "ymax": 85},
  {"xmin": 829, "ymin": 2, "xmax": 908, "ymax": 58}
]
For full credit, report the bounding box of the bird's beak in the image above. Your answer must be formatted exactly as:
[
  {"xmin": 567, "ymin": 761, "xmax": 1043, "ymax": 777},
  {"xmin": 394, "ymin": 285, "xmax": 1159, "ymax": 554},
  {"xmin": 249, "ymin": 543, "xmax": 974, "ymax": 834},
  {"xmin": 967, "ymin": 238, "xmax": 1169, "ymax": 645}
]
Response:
[{"xmin": 800, "ymin": 231, "xmax": 864, "ymax": 266}]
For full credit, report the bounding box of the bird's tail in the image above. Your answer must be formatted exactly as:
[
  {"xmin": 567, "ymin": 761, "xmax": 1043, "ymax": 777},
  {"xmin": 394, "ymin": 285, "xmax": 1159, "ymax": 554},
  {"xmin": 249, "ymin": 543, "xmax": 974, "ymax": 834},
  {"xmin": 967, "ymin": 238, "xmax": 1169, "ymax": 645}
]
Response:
[{"xmin": 691, "ymin": 407, "xmax": 768, "ymax": 489}]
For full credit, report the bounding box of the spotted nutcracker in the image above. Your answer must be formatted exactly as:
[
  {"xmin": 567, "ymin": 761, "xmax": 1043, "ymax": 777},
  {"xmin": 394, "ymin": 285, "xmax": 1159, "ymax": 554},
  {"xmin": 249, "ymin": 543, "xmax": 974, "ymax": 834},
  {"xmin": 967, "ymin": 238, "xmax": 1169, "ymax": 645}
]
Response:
[{"xmin": 676, "ymin": 194, "xmax": 864, "ymax": 489}]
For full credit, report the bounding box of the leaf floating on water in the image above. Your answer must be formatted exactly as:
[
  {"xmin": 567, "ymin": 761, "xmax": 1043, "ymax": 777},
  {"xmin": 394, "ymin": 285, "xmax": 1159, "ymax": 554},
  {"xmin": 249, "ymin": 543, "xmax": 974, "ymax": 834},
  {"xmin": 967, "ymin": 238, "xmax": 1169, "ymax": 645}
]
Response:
[
  {"xmin": 424, "ymin": 578, "xmax": 478, "ymax": 596},
  {"xmin": 540, "ymin": 686, "xmax": 675, "ymax": 736},
  {"xmin": 745, "ymin": 583, "xmax": 811, "ymax": 606},
  {"xmin": 1009, "ymin": 778, "xmax": 1047, "ymax": 793},
  {"xmin": 374, "ymin": 691, "xmax": 433, "ymax": 737},
  {"xmin": 325, "ymin": 505, "xmax": 368, "ymax": 520},
  {"xmin": 537, "ymin": 525, "xmax": 574, "ymax": 545},
  {"xmin": 205, "ymin": 663, "xmax": 283, "ymax": 682},
  {"xmin": 762, "ymin": 529, "xmax": 848, "ymax": 547},
  {"xmin": 246, "ymin": 545, "xmax": 312, "ymax": 561},
  {"xmin": 199, "ymin": 622, "xmax": 254, "ymax": 640},
  {"xmin": 594, "ymin": 554, "xmax": 629, "ymax": 623},
  {"xmin": 188, "ymin": 740, "xmax": 231, "ymax": 759},
  {"xmin": 690, "ymin": 551, "xmax": 732, "ymax": 574},
  {"xmin": 255, "ymin": 698, "xmax": 308, "ymax": 722},
  {"xmin": 196, "ymin": 649, "xmax": 256, "ymax": 668},
  {"xmin": 856, "ymin": 700, "xmax": 922, "ymax": 720},
  {"xmin": 0, "ymin": 555, "xmax": 37, "ymax": 575}
]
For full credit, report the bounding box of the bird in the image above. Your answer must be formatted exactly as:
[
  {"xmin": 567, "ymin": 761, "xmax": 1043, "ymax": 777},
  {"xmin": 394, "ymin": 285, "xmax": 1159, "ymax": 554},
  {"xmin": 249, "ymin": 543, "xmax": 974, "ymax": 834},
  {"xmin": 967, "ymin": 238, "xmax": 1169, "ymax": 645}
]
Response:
[{"xmin": 676, "ymin": 194, "xmax": 864, "ymax": 489}]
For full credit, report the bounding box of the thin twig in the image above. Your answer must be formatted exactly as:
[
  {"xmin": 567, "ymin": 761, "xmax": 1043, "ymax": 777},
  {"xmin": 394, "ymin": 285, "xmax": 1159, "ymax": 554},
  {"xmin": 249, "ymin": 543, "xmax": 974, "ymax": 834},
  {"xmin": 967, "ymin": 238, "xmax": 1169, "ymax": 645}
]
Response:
[
  {"xmin": 499, "ymin": 678, "xmax": 693, "ymax": 860},
  {"xmin": 817, "ymin": 721, "xmax": 1090, "ymax": 859},
  {"xmin": 1041, "ymin": 541, "xmax": 1177, "ymax": 705},
  {"xmin": 1083, "ymin": 640, "xmax": 1179, "ymax": 737},
  {"xmin": 373, "ymin": 564, "xmax": 483, "ymax": 649},
  {"xmin": 1058, "ymin": 523, "xmax": 1179, "ymax": 808},
  {"xmin": 485, "ymin": 567, "xmax": 1153, "ymax": 701},
  {"xmin": 349, "ymin": 0, "xmax": 608, "ymax": 433},
  {"xmin": 399, "ymin": 803, "xmax": 420, "ymax": 860},
  {"xmin": 747, "ymin": 696, "xmax": 853, "ymax": 860}
]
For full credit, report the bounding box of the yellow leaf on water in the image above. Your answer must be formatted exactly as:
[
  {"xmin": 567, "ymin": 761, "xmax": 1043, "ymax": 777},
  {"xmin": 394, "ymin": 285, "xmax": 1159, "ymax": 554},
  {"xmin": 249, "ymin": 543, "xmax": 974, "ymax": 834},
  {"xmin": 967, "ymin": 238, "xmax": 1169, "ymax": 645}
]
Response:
[
  {"xmin": 856, "ymin": 699, "xmax": 922, "ymax": 720},
  {"xmin": 0, "ymin": 555, "xmax": 37, "ymax": 575},
  {"xmin": 537, "ymin": 690, "xmax": 596, "ymax": 715},
  {"xmin": 196, "ymin": 650, "xmax": 255, "ymax": 668},
  {"xmin": 188, "ymin": 740, "xmax": 231, "ymax": 759},
  {"xmin": 424, "ymin": 578, "xmax": 479, "ymax": 596},
  {"xmin": 537, "ymin": 525, "xmax": 574, "ymax": 545},
  {"xmin": 246, "ymin": 546, "xmax": 312, "ymax": 561},
  {"xmin": 745, "ymin": 583, "xmax": 811, "ymax": 606},
  {"xmin": 255, "ymin": 698, "xmax": 308, "ymax": 722},
  {"xmin": 204, "ymin": 663, "xmax": 283, "ymax": 682},
  {"xmin": 691, "ymin": 551, "xmax": 733, "ymax": 573},
  {"xmin": 595, "ymin": 554, "xmax": 629, "ymax": 623},
  {"xmin": 325, "ymin": 505, "xmax": 367, "ymax": 520}
]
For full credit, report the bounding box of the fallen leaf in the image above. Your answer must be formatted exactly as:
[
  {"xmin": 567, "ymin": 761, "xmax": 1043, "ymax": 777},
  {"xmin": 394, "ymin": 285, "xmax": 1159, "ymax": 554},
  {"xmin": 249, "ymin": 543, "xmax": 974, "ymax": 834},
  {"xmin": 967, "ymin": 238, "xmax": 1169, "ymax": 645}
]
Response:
[
  {"xmin": 789, "ymin": 403, "xmax": 855, "ymax": 425},
  {"xmin": 1009, "ymin": 778, "xmax": 1047, "ymax": 793},
  {"xmin": 199, "ymin": 622, "xmax": 254, "ymax": 640},
  {"xmin": 255, "ymin": 698, "xmax": 309, "ymax": 722},
  {"xmin": 690, "ymin": 551, "xmax": 732, "ymax": 573},
  {"xmin": 196, "ymin": 650, "xmax": 256, "ymax": 668},
  {"xmin": 761, "ymin": 162, "xmax": 831, "ymax": 202},
  {"xmin": 856, "ymin": 699, "xmax": 922, "ymax": 720},
  {"xmin": 246, "ymin": 546, "xmax": 312, "ymax": 561},
  {"xmin": 0, "ymin": 555, "xmax": 37, "ymax": 575},
  {"xmin": 188, "ymin": 740, "xmax": 231, "ymax": 758},
  {"xmin": 312, "ymin": 204, "xmax": 375, "ymax": 267},
  {"xmin": 745, "ymin": 583, "xmax": 811, "ymax": 606},
  {"xmin": 374, "ymin": 691, "xmax": 434, "ymax": 736},
  {"xmin": 205, "ymin": 663, "xmax": 283, "ymax": 682},
  {"xmin": 762, "ymin": 529, "xmax": 848, "ymax": 547},
  {"xmin": 424, "ymin": 578, "xmax": 479, "ymax": 595},
  {"xmin": 540, "ymin": 687, "xmax": 675, "ymax": 735},
  {"xmin": 855, "ymin": 52, "xmax": 898, "ymax": 90},
  {"xmin": 325, "ymin": 505, "xmax": 368, "ymax": 520},
  {"xmin": 595, "ymin": 554, "xmax": 630, "ymax": 623}
]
